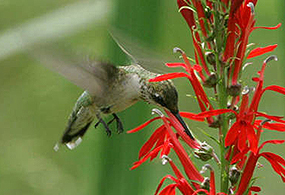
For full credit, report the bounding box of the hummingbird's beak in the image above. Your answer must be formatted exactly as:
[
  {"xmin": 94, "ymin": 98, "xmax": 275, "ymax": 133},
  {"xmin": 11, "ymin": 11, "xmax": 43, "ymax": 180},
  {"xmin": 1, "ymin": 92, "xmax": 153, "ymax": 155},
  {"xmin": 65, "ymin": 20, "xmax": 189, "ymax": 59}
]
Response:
[{"xmin": 171, "ymin": 111, "xmax": 195, "ymax": 140}]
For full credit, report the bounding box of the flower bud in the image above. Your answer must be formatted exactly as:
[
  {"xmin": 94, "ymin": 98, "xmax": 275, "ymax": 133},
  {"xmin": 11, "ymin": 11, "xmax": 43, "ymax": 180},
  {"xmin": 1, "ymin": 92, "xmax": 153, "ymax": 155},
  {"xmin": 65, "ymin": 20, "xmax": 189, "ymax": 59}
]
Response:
[
  {"xmin": 203, "ymin": 73, "xmax": 218, "ymax": 88},
  {"xmin": 201, "ymin": 177, "xmax": 210, "ymax": 191},
  {"xmin": 227, "ymin": 104, "xmax": 239, "ymax": 119},
  {"xmin": 194, "ymin": 142, "xmax": 213, "ymax": 161},
  {"xmin": 205, "ymin": 6, "xmax": 212, "ymax": 19},
  {"xmin": 209, "ymin": 115, "xmax": 221, "ymax": 128},
  {"xmin": 229, "ymin": 166, "xmax": 241, "ymax": 185},
  {"xmin": 209, "ymin": 118, "xmax": 221, "ymax": 128},
  {"xmin": 227, "ymin": 83, "xmax": 242, "ymax": 97},
  {"xmin": 206, "ymin": 52, "xmax": 216, "ymax": 66}
]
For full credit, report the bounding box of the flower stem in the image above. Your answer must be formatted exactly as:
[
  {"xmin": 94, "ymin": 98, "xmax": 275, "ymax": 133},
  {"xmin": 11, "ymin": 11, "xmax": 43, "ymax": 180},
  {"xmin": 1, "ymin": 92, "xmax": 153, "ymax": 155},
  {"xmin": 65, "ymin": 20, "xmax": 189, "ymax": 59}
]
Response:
[
  {"xmin": 218, "ymin": 77, "xmax": 230, "ymax": 193},
  {"xmin": 212, "ymin": 1, "xmax": 230, "ymax": 192}
]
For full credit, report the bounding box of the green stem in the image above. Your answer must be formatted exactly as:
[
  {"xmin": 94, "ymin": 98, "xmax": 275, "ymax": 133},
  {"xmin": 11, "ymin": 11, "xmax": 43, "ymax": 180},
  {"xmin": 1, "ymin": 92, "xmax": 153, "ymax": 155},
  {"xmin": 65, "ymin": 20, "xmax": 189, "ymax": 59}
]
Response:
[
  {"xmin": 213, "ymin": 1, "xmax": 230, "ymax": 193},
  {"xmin": 218, "ymin": 79, "xmax": 229, "ymax": 193}
]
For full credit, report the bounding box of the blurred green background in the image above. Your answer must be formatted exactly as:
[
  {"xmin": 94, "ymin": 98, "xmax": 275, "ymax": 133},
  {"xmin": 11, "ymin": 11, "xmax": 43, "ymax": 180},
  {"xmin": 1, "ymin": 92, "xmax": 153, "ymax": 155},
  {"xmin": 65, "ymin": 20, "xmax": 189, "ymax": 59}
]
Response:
[{"xmin": 0, "ymin": 0, "xmax": 284, "ymax": 194}]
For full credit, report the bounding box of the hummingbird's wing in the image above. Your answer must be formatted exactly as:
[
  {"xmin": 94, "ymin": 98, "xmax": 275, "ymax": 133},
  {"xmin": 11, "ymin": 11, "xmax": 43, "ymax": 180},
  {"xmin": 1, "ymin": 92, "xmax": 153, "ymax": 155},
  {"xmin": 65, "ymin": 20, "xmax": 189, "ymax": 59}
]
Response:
[
  {"xmin": 29, "ymin": 47, "xmax": 117, "ymax": 96},
  {"xmin": 109, "ymin": 28, "xmax": 181, "ymax": 74}
]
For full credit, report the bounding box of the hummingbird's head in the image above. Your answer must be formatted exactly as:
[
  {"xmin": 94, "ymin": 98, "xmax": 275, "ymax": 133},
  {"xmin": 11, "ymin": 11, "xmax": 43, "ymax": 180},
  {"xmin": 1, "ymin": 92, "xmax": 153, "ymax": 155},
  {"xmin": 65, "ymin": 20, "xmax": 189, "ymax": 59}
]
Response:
[
  {"xmin": 146, "ymin": 80, "xmax": 179, "ymax": 113},
  {"xmin": 143, "ymin": 80, "xmax": 194, "ymax": 139}
]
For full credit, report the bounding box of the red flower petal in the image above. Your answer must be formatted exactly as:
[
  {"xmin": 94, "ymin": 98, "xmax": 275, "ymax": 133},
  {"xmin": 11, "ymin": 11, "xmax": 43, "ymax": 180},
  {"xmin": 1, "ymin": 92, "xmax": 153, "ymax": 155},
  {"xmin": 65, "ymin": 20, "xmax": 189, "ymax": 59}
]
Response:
[
  {"xmin": 260, "ymin": 152, "xmax": 285, "ymax": 182},
  {"xmin": 177, "ymin": 0, "xmax": 196, "ymax": 30},
  {"xmin": 193, "ymin": 64, "xmax": 203, "ymax": 72},
  {"xmin": 177, "ymin": 178, "xmax": 195, "ymax": 194},
  {"xmin": 155, "ymin": 175, "xmax": 178, "ymax": 195},
  {"xmin": 151, "ymin": 134, "xmax": 167, "ymax": 160},
  {"xmin": 255, "ymin": 112, "xmax": 285, "ymax": 123},
  {"xmin": 247, "ymin": 44, "xmax": 278, "ymax": 59},
  {"xmin": 225, "ymin": 122, "xmax": 240, "ymax": 147},
  {"xmin": 250, "ymin": 186, "xmax": 261, "ymax": 192},
  {"xmin": 193, "ymin": 189, "xmax": 209, "ymax": 195},
  {"xmin": 168, "ymin": 159, "xmax": 184, "ymax": 179},
  {"xmin": 258, "ymin": 120, "xmax": 285, "ymax": 132},
  {"xmin": 127, "ymin": 117, "xmax": 161, "ymax": 133},
  {"xmin": 149, "ymin": 72, "xmax": 190, "ymax": 82},
  {"xmin": 180, "ymin": 112, "xmax": 205, "ymax": 121},
  {"xmin": 258, "ymin": 140, "xmax": 285, "ymax": 153},
  {"xmin": 246, "ymin": 124, "xmax": 258, "ymax": 154},
  {"xmin": 196, "ymin": 109, "xmax": 237, "ymax": 118},
  {"xmin": 131, "ymin": 145, "xmax": 164, "ymax": 170},
  {"xmin": 166, "ymin": 110, "xmax": 201, "ymax": 149},
  {"xmin": 165, "ymin": 62, "xmax": 187, "ymax": 70},
  {"xmin": 158, "ymin": 184, "xmax": 176, "ymax": 195},
  {"xmin": 237, "ymin": 154, "xmax": 259, "ymax": 194},
  {"xmin": 264, "ymin": 85, "xmax": 285, "ymax": 95},
  {"xmin": 138, "ymin": 125, "xmax": 166, "ymax": 159},
  {"xmin": 163, "ymin": 110, "xmax": 203, "ymax": 183},
  {"xmin": 209, "ymin": 171, "xmax": 216, "ymax": 195},
  {"xmin": 237, "ymin": 125, "xmax": 248, "ymax": 152},
  {"xmin": 253, "ymin": 23, "xmax": 282, "ymax": 30}
]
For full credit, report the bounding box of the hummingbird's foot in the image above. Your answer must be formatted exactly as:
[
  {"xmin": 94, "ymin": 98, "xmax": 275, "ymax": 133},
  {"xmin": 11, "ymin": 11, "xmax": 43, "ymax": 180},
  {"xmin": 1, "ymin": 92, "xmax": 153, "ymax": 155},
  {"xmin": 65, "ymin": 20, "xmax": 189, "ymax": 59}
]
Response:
[
  {"xmin": 95, "ymin": 115, "xmax": 112, "ymax": 137},
  {"xmin": 113, "ymin": 114, "xmax": 124, "ymax": 134},
  {"xmin": 107, "ymin": 114, "xmax": 124, "ymax": 134}
]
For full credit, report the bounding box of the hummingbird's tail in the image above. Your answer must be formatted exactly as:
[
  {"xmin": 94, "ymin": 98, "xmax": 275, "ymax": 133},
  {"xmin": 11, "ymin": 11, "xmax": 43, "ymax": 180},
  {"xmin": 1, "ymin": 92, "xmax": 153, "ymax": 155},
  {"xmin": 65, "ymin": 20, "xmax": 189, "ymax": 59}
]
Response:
[
  {"xmin": 54, "ymin": 98, "xmax": 96, "ymax": 151},
  {"xmin": 54, "ymin": 119, "xmax": 93, "ymax": 151},
  {"xmin": 62, "ymin": 121, "xmax": 92, "ymax": 149}
]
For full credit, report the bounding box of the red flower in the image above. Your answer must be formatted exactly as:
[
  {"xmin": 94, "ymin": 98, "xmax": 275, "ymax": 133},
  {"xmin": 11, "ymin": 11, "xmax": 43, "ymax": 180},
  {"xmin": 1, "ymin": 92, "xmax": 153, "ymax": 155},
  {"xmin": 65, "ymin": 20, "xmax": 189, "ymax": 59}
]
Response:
[
  {"xmin": 228, "ymin": 1, "xmax": 256, "ymax": 85},
  {"xmin": 130, "ymin": 1, "xmax": 285, "ymax": 194},
  {"xmin": 194, "ymin": 56, "xmax": 285, "ymax": 155},
  {"xmin": 176, "ymin": 0, "xmax": 210, "ymax": 77},
  {"xmin": 247, "ymin": 44, "xmax": 278, "ymax": 59},
  {"xmin": 223, "ymin": 1, "xmax": 281, "ymax": 86},
  {"xmin": 150, "ymin": 48, "xmax": 214, "ymax": 124},
  {"xmin": 236, "ymin": 139, "xmax": 285, "ymax": 194},
  {"xmin": 155, "ymin": 156, "xmax": 195, "ymax": 195},
  {"xmin": 128, "ymin": 109, "xmax": 203, "ymax": 184},
  {"xmin": 193, "ymin": 167, "xmax": 227, "ymax": 195}
]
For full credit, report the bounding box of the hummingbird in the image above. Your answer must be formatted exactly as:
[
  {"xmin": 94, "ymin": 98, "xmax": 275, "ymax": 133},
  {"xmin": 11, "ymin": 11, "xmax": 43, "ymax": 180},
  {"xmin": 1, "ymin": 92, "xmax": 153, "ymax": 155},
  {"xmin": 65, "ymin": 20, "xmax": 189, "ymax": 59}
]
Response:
[{"xmin": 32, "ymin": 43, "xmax": 194, "ymax": 151}]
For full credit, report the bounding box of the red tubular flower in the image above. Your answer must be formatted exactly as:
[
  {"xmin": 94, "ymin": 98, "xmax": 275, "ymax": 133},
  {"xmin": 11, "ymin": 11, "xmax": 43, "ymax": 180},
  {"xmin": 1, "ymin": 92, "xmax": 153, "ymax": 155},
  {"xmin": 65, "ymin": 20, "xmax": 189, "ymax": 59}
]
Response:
[
  {"xmin": 223, "ymin": 0, "xmax": 244, "ymax": 62},
  {"xmin": 155, "ymin": 157, "xmax": 195, "ymax": 195},
  {"xmin": 225, "ymin": 93, "xmax": 258, "ymax": 154},
  {"xmin": 247, "ymin": 44, "xmax": 278, "ymax": 59},
  {"xmin": 177, "ymin": 0, "xmax": 195, "ymax": 29},
  {"xmin": 129, "ymin": 124, "xmax": 172, "ymax": 170},
  {"xmin": 130, "ymin": 0, "xmax": 285, "ymax": 194},
  {"xmin": 254, "ymin": 120, "xmax": 285, "ymax": 132},
  {"xmin": 128, "ymin": 109, "xmax": 203, "ymax": 185},
  {"xmin": 150, "ymin": 49, "xmax": 214, "ymax": 124},
  {"xmin": 191, "ymin": 104, "xmax": 259, "ymax": 154},
  {"xmin": 159, "ymin": 110, "xmax": 203, "ymax": 184},
  {"xmin": 236, "ymin": 140, "xmax": 285, "ymax": 194},
  {"xmin": 230, "ymin": 1, "xmax": 256, "ymax": 85},
  {"xmin": 193, "ymin": 168, "xmax": 227, "ymax": 195},
  {"xmin": 196, "ymin": 56, "xmax": 284, "ymax": 155},
  {"xmin": 177, "ymin": 0, "xmax": 210, "ymax": 77},
  {"xmin": 225, "ymin": 1, "xmax": 281, "ymax": 86}
]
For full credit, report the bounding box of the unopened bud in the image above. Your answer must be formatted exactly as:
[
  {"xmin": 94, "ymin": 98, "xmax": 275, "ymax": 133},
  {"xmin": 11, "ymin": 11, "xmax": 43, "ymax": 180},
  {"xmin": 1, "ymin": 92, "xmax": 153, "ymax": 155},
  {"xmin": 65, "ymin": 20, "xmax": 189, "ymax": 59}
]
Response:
[
  {"xmin": 206, "ymin": 52, "xmax": 216, "ymax": 66},
  {"xmin": 227, "ymin": 83, "xmax": 242, "ymax": 97},
  {"xmin": 194, "ymin": 142, "xmax": 213, "ymax": 161},
  {"xmin": 203, "ymin": 73, "xmax": 218, "ymax": 88},
  {"xmin": 227, "ymin": 104, "xmax": 239, "ymax": 119},
  {"xmin": 229, "ymin": 166, "xmax": 241, "ymax": 185},
  {"xmin": 204, "ymin": 6, "xmax": 212, "ymax": 19},
  {"xmin": 201, "ymin": 177, "xmax": 210, "ymax": 191},
  {"xmin": 209, "ymin": 115, "xmax": 221, "ymax": 128}
]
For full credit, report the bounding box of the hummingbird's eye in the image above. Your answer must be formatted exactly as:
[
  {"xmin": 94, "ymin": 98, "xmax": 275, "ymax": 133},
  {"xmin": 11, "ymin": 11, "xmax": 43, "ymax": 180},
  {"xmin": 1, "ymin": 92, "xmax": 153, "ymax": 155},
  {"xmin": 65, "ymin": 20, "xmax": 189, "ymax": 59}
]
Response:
[{"xmin": 152, "ymin": 93, "xmax": 166, "ymax": 107}]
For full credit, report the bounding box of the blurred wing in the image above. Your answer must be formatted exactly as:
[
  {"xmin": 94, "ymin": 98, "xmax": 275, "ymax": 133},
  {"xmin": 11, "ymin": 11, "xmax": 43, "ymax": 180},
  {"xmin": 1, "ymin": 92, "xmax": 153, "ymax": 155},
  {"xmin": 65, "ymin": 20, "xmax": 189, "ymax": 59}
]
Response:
[
  {"xmin": 109, "ymin": 28, "xmax": 180, "ymax": 74},
  {"xmin": 29, "ymin": 47, "xmax": 117, "ymax": 96}
]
